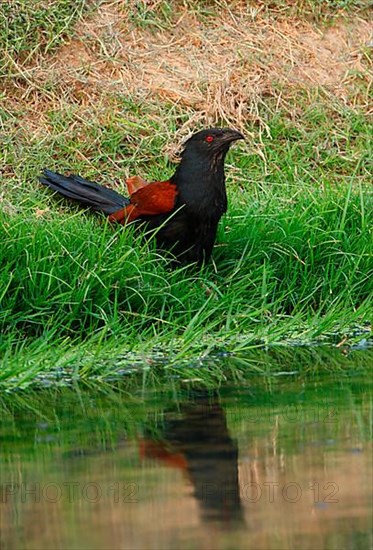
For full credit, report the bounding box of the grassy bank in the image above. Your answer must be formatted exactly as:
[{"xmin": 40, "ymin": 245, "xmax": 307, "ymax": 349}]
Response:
[
  {"xmin": 1, "ymin": 151, "xmax": 371, "ymax": 388},
  {"xmin": 0, "ymin": 1, "xmax": 372, "ymax": 389}
]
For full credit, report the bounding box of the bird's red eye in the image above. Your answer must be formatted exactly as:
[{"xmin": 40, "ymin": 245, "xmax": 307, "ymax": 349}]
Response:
[{"xmin": 206, "ymin": 135, "xmax": 214, "ymax": 143}]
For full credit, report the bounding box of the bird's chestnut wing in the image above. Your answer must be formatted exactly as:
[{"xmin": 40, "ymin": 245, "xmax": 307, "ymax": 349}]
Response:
[
  {"xmin": 108, "ymin": 180, "xmax": 178, "ymax": 224},
  {"xmin": 125, "ymin": 175, "xmax": 149, "ymax": 195}
]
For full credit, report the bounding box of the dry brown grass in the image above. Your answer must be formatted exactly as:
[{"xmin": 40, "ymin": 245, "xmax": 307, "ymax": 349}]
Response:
[{"xmin": 2, "ymin": 0, "xmax": 372, "ymax": 150}]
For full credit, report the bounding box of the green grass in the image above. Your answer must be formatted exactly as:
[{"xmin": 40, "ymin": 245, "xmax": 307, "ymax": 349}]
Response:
[
  {"xmin": 1, "ymin": 101, "xmax": 372, "ymax": 388},
  {"xmin": 257, "ymin": 0, "xmax": 371, "ymax": 18},
  {"xmin": 0, "ymin": 1, "xmax": 372, "ymax": 389},
  {"xmin": 0, "ymin": 0, "xmax": 92, "ymax": 74},
  {"xmin": 1, "ymin": 96, "xmax": 372, "ymax": 389},
  {"xmin": 128, "ymin": 0, "xmax": 371, "ymax": 27},
  {"xmin": 2, "ymin": 347, "xmax": 373, "ymax": 427}
]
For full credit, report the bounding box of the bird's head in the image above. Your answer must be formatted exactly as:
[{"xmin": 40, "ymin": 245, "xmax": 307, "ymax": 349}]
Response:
[
  {"xmin": 171, "ymin": 127, "xmax": 244, "ymax": 211},
  {"xmin": 181, "ymin": 128, "xmax": 244, "ymax": 159}
]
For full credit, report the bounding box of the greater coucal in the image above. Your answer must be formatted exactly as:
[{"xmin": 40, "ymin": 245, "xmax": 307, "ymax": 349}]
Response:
[{"xmin": 39, "ymin": 128, "xmax": 244, "ymax": 264}]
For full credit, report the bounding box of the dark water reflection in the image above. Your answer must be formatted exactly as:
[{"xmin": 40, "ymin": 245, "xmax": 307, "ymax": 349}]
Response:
[
  {"xmin": 1, "ymin": 349, "xmax": 372, "ymax": 550},
  {"xmin": 142, "ymin": 391, "xmax": 245, "ymax": 529}
]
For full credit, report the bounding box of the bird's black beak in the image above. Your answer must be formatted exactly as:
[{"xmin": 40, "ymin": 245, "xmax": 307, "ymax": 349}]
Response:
[{"xmin": 223, "ymin": 129, "xmax": 245, "ymax": 143}]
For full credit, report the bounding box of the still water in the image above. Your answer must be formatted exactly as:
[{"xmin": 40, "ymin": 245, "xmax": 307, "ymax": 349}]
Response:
[{"xmin": 1, "ymin": 349, "xmax": 372, "ymax": 549}]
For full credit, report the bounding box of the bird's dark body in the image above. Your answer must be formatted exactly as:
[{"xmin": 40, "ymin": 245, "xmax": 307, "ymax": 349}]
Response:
[{"xmin": 39, "ymin": 128, "xmax": 243, "ymax": 265}]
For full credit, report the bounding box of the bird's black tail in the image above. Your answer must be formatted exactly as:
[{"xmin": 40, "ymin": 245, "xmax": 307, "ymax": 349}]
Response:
[{"xmin": 39, "ymin": 169, "xmax": 129, "ymax": 215}]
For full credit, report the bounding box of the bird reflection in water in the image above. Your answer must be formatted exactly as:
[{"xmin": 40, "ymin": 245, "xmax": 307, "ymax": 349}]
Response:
[{"xmin": 140, "ymin": 390, "xmax": 245, "ymax": 529}]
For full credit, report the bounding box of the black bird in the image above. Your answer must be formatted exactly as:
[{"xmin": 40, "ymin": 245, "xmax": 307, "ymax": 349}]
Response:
[{"xmin": 39, "ymin": 128, "xmax": 244, "ymax": 264}]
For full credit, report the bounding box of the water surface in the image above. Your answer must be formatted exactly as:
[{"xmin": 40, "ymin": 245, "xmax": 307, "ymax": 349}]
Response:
[{"xmin": 1, "ymin": 348, "xmax": 372, "ymax": 549}]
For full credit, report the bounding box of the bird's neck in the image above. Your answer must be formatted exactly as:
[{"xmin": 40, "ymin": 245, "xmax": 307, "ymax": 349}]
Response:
[{"xmin": 171, "ymin": 150, "xmax": 228, "ymax": 219}]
